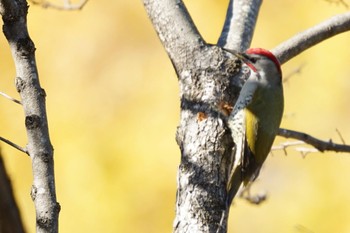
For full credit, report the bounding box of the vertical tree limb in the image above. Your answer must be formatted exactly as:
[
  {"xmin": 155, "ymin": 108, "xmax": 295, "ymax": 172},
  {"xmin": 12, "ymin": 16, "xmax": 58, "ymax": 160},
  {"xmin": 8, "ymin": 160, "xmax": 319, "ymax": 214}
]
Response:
[
  {"xmin": 144, "ymin": 1, "xmax": 244, "ymax": 232},
  {"xmin": 172, "ymin": 47, "xmax": 239, "ymax": 233},
  {"xmin": 218, "ymin": 0, "xmax": 262, "ymax": 51},
  {"xmin": 0, "ymin": 1, "xmax": 59, "ymax": 232}
]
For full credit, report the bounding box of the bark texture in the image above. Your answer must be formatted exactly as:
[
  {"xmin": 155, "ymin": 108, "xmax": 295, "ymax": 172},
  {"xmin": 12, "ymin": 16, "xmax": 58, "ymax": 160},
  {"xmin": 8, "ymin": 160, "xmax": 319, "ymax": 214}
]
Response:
[
  {"xmin": 145, "ymin": 0, "xmax": 350, "ymax": 232},
  {"xmin": 272, "ymin": 11, "xmax": 350, "ymax": 64},
  {"xmin": 144, "ymin": 1, "xmax": 246, "ymax": 232},
  {"xmin": 173, "ymin": 45, "xmax": 241, "ymax": 233},
  {"xmin": 0, "ymin": 1, "xmax": 59, "ymax": 232},
  {"xmin": 218, "ymin": 0, "xmax": 262, "ymax": 51}
]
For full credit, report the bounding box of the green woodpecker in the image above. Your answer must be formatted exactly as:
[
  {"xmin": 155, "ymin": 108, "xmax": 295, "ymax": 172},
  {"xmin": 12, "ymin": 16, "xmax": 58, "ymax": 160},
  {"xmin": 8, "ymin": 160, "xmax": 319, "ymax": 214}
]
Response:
[{"xmin": 226, "ymin": 48, "xmax": 284, "ymax": 205}]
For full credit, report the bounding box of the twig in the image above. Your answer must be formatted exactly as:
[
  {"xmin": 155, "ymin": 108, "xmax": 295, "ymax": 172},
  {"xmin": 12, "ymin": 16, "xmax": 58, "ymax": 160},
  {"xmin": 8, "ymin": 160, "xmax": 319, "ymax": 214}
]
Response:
[
  {"xmin": 29, "ymin": 0, "xmax": 89, "ymax": 10},
  {"xmin": 272, "ymin": 141, "xmax": 306, "ymax": 155},
  {"xmin": 335, "ymin": 128, "xmax": 346, "ymax": 144},
  {"xmin": 277, "ymin": 128, "xmax": 350, "ymax": 153},
  {"xmin": 272, "ymin": 140, "xmax": 319, "ymax": 157},
  {"xmin": 0, "ymin": 91, "xmax": 21, "ymax": 105},
  {"xmin": 0, "ymin": 136, "xmax": 27, "ymax": 154},
  {"xmin": 295, "ymin": 147, "xmax": 319, "ymax": 158},
  {"xmin": 215, "ymin": 210, "xmax": 227, "ymax": 233}
]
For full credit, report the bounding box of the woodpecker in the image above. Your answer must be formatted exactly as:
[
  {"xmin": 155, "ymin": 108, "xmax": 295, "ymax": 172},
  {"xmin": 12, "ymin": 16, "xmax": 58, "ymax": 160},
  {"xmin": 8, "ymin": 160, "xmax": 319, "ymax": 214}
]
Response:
[{"xmin": 226, "ymin": 48, "xmax": 284, "ymax": 205}]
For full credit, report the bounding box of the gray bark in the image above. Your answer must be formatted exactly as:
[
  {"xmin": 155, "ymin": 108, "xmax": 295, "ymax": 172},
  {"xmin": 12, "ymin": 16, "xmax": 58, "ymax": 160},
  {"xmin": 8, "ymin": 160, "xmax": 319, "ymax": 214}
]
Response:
[
  {"xmin": 144, "ymin": 0, "xmax": 250, "ymax": 232},
  {"xmin": 172, "ymin": 46, "xmax": 240, "ymax": 233},
  {"xmin": 144, "ymin": 0, "xmax": 350, "ymax": 232},
  {"xmin": 272, "ymin": 11, "xmax": 350, "ymax": 64},
  {"xmin": 218, "ymin": 0, "xmax": 262, "ymax": 51},
  {"xmin": 0, "ymin": 1, "xmax": 59, "ymax": 232}
]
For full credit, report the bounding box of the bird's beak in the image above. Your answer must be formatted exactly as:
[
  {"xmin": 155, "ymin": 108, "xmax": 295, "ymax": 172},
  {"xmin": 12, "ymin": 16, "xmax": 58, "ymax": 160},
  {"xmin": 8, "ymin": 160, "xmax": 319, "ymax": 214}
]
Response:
[
  {"xmin": 223, "ymin": 48, "xmax": 258, "ymax": 73},
  {"xmin": 222, "ymin": 48, "xmax": 250, "ymax": 63}
]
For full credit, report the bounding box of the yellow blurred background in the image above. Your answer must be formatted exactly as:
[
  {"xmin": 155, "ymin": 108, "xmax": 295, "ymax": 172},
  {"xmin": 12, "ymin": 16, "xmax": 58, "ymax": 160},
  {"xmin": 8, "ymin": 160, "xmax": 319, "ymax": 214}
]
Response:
[{"xmin": 0, "ymin": 0, "xmax": 350, "ymax": 232}]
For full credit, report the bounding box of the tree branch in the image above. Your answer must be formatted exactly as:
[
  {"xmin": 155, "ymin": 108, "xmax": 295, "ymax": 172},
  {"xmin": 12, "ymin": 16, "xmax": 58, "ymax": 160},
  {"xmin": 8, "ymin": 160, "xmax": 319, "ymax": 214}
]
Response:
[
  {"xmin": 0, "ymin": 154, "xmax": 26, "ymax": 233},
  {"xmin": 0, "ymin": 137, "xmax": 27, "ymax": 154},
  {"xmin": 143, "ymin": 0, "xmax": 205, "ymax": 68},
  {"xmin": 0, "ymin": 91, "xmax": 22, "ymax": 105},
  {"xmin": 278, "ymin": 128, "xmax": 350, "ymax": 153},
  {"xmin": 272, "ymin": 12, "xmax": 350, "ymax": 64},
  {"xmin": 218, "ymin": 0, "xmax": 262, "ymax": 51},
  {"xmin": 0, "ymin": 1, "xmax": 59, "ymax": 232}
]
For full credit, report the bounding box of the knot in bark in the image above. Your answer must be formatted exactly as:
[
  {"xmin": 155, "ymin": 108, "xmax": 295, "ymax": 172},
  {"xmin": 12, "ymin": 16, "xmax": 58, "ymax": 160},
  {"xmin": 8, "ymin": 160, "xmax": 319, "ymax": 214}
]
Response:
[{"xmin": 25, "ymin": 115, "xmax": 41, "ymax": 129}]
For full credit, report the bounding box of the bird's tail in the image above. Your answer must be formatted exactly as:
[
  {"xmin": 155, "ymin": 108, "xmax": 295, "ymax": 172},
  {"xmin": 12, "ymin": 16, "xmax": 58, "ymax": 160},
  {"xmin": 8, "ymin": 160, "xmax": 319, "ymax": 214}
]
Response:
[{"xmin": 226, "ymin": 164, "xmax": 243, "ymax": 206}]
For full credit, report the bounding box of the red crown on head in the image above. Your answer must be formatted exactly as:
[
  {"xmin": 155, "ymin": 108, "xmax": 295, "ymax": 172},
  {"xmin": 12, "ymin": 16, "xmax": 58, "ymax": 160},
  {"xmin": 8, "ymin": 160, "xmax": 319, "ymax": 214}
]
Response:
[{"xmin": 246, "ymin": 48, "xmax": 282, "ymax": 75}]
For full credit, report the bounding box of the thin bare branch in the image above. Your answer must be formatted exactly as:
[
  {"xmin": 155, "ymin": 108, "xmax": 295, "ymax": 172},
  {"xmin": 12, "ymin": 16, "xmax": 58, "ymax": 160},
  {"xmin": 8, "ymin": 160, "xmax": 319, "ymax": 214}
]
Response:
[
  {"xmin": 272, "ymin": 12, "xmax": 350, "ymax": 64},
  {"xmin": 335, "ymin": 128, "xmax": 346, "ymax": 144},
  {"xmin": 0, "ymin": 91, "xmax": 21, "ymax": 105},
  {"xmin": 0, "ymin": 136, "xmax": 27, "ymax": 154},
  {"xmin": 278, "ymin": 128, "xmax": 350, "ymax": 153},
  {"xmin": 272, "ymin": 141, "xmax": 306, "ymax": 155},
  {"xmin": 218, "ymin": 0, "xmax": 262, "ymax": 51},
  {"xmin": 295, "ymin": 147, "xmax": 319, "ymax": 157},
  {"xmin": 29, "ymin": 0, "xmax": 88, "ymax": 10},
  {"xmin": 273, "ymin": 140, "xmax": 328, "ymax": 157}
]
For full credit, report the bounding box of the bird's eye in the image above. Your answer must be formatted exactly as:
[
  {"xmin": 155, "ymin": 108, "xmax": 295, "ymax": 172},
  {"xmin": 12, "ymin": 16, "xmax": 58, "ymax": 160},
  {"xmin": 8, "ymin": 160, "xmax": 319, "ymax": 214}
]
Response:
[{"xmin": 249, "ymin": 57, "xmax": 258, "ymax": 63}]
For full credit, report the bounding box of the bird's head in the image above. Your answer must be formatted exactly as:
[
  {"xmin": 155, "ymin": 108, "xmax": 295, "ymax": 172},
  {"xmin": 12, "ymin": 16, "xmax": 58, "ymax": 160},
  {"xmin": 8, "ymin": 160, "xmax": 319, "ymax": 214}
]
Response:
[{"xmin": 240, "ymin": 48, "xmax": 282, "ymax": 85}]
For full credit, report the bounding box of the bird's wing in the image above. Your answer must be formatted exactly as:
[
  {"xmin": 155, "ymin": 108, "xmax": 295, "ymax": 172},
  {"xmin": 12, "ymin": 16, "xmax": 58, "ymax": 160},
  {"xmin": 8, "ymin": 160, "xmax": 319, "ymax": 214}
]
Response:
[
  {"xmin": 226, "ymin": 105, "xmax": 246, "ymax": 205},
  {"xmin": 226, "ymin": 72, "xmax": 258, "ymax": 205},
  {"xmin": 228, "ymin": 105, "xmax": 246, "ymax": 173}
]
